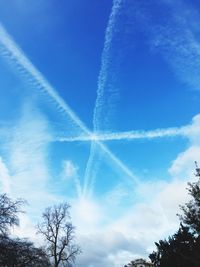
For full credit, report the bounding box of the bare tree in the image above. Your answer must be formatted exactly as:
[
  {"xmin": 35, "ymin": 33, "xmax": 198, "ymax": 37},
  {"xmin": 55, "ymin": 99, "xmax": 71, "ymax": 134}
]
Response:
[
  {"xmin": 0, "ymin": 194, "xmax": 25, "ymax": 236},
  {"xmin": 38, "ymin": 202, "xmax": 81, "ymax": 267}
]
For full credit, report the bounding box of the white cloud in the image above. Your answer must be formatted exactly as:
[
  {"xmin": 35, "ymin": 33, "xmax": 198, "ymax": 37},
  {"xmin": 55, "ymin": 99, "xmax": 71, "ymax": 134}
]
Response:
[
  {"xmin": 72, "ymin": 148, "xmax": 198, "ymax": 267},
  {"xmin": 169, "ymin": 146, "xmax": 200, "ymax": 179},
  {"xmin": 61, "ymin": 176, "xmax": 184, "ymax": 267},
  {"xmin": 149, "ymin": 0, "xmax": 200, "ymax": 92},
  {"xmin": 72, "ymin": 197, "xmax": 103, "ymax": 234},
  {"xmin": 77, "ymin": 230, "xmax": 145, "ymax": 267},
  {"xmin": 62, "ymin": 160, "xmax": 77, "ymax": 179},
  {"xmin": 61, "ymin": 160, "xmax": 82, "ymax": 198},
  {"xmin": 0, "ymin": 157, "xmax": 11, "ymax": 194},
  {"xmin": 0, "ymin": 104, "xmax": 64, "ymax": 235},
  {"xmin": 12, "ymin": 213, "xmax": 38, "ymax": 242},
  {"xmin": 72, "ymin": 110, "xmax": 200, "ymax": 266}
]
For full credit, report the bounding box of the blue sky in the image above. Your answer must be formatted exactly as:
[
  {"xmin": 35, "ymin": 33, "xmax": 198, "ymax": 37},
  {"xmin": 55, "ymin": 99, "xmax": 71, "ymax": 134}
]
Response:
[{"xmin": 1, "ymin": 0, "xmax": 200, "ymax": 266}]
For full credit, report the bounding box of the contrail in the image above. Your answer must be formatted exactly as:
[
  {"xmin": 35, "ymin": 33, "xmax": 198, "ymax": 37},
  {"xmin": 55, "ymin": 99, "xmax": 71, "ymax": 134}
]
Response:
[
  {"xmin": 83, "ymin": 0, "xmax": 124, "ymax": 198},
  {"xmin": 93, "ymin": 0, "xmax": 123, "ymax": 130},
  {"xmin": 0, "ymin": 23, "xmax": 90, "ymax": 136},
  {"xmin": 0, "ymin": 22, "xmax": 137, "ymax": 196},
  {"xmin": 56, "ymin": 125, "xmax": 190, "ymax": 142}
]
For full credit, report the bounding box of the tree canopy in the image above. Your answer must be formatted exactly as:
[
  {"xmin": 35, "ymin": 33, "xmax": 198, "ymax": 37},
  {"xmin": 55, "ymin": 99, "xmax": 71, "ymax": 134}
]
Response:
[{"xmin": 149, "ymin": 162, "xmax": 200, "ymax": 267}]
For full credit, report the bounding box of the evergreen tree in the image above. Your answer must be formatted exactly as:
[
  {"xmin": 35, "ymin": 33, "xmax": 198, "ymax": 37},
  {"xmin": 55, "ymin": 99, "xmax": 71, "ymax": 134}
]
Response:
[{"xmin": 149, "ymin": 162, "xmax": 200, "ymax": 267}]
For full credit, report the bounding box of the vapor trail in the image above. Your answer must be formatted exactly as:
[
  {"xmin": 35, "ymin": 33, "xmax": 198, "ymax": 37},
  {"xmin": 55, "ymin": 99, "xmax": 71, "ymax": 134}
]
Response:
[
  {"xmin": 57, "ymin": 125, "xmax": 189, "ymax": 142},
  {"xmin": 83, "ymin": 0, "xmax": 124, "ymax": 197},
  {"xmin": 0, "ymin": 22, "xmax": 137, "ymax": 197},
  {"xmin": 0, "ymin": 24, "xmax": 90, "ymax": 136},
  {"xmin": 93, "ymin": 0, "xmax": 123, "ymax": 130}
]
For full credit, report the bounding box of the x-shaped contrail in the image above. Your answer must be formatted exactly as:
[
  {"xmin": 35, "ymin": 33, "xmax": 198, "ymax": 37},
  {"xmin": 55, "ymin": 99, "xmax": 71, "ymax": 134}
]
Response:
[
  {"xmin": 1, "ymin": 0, "xmax": 198, "ymax": 199},
  {"xmin": 0, "ymin": 16, "xmax": 138, "ymax": 199}
]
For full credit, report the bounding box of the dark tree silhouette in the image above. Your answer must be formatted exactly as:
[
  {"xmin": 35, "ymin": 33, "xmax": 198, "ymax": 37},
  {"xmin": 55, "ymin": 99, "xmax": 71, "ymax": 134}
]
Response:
[
  {"xmin": 179, "ymin": 161, "xmax": 200, "ymax": 234},
  {"xmin": 149, "ymin": 162, "xmax": 200, "ymax": 267},
  {"xmin": 149, "ymin": 224, "xmax": 200, "ymax": 267},
  {"xmin": 124, "ymin": 258, "xmax": 153, "ymax": 266},
  {"xmin": 0, "ymin": 235, "xmax": 51, "ymax": 267},
  {"xmin": 0, "ymin": 194, "xmax": 24, "ymax": 235},
  {"xmin": 38, "ymin": 202, "xmax": 81, "ymax": 267},
  {"xmin": 0, "ymin": 194, "xmax": 51, "ymax": 266}
]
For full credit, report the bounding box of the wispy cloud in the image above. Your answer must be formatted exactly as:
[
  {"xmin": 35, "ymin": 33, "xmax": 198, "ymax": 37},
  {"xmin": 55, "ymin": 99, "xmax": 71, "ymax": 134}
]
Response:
[
  {"xmin": 61, "ymin": 160, "xmax": 82, "ymax": 198},
  {"xmin": 0, "ymin": 104, "xmax": 63, "ymax": 241},
  {"xmin": 133, "ymin": 0, "xmax": 200, "ymax": 92},
  {"xmin": 0, "ymin": 157, "xmax": 11, "ymax": 194},
  {"xmin": 7, "ymin": 105, "xmax": 51, "ymax": 203}
]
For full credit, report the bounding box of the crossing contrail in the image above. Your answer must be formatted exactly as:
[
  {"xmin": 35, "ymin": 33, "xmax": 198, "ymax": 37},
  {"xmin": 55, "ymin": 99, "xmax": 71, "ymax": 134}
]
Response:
[
  {"xmin": 0, "ymin": 23, "xmax": 89, "ymax": 136},
  {"xmin": 93, "ymin": 0, "xmax": 123, "ymax": 130},
  {"xmin": 0, "ymin": 22, "xmax": 137, "ymax": 197},
  {"xmin": 56, "ymin": 125, "xmax": 190, "ymax": 142},
  {"xmin": 83, "ymin": 0, "xmax": 125, "ymax": 197}
]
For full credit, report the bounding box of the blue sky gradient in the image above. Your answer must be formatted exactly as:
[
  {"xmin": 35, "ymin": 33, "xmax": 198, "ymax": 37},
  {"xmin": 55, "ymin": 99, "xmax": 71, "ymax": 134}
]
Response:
[{"xmin": 1, "ymin": 0, "xmax": 200, "ymax": 266}]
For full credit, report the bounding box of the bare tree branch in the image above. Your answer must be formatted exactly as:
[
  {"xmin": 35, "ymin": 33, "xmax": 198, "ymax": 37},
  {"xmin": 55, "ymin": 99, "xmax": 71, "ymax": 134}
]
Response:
[
  {"xmin": 0, "ymin": 194, "xmax": 25, "ymax": 236},
  {"xmin": 37, "ymin": 202, "xmax": 81, "ymax": 267}
]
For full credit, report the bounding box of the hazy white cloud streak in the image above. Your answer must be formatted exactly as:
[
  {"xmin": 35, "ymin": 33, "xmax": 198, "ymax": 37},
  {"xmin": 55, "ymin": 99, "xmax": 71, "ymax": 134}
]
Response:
[
  {"xmin": 136, "ymin": 0, "xmax": 200, "ymax": 92},
  {"xmin": 62, "ymin": 160, "xmax": 82, "ymax": 198}
]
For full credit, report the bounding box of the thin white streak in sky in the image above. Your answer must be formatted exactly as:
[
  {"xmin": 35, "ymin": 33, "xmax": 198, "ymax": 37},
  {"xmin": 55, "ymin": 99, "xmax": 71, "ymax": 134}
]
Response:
[
  {"xmin": 83, "ymin": 0, "xmax": 124, "ymax": 198},
  {"xmin": 0, "ymin": 24, "xmax": 90, "ymax": 136},
  {"xmin": 0, "ymin": 22, "xmax": 137, "ymax": 197},
  {"xmin": 56, "ymin": 125, "xmax": 190, "ymax": 142},
  {"xmin": 93, "ymin": 0, "xmax": 123, "ymax": 130}
]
